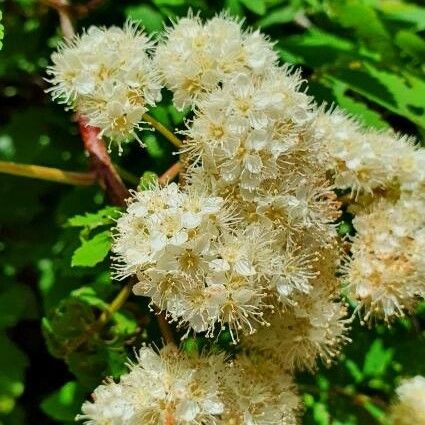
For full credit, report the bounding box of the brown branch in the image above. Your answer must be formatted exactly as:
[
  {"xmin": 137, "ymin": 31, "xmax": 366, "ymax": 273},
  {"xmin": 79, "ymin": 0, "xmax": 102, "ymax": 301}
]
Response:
[
  {"xmin": 0, "ymin": 160, "xmax": 95, "ymax": 186},
  {"xmin": 78, "ymin": 116, "xmax": 129, "ymax": 207},
  {"xmin": 41, "ymin": 0, "xmax": 75, "ymax": 39},
  {"xmin": 158, "ymin": 162, "xmax": 182, "ymax": 186}
]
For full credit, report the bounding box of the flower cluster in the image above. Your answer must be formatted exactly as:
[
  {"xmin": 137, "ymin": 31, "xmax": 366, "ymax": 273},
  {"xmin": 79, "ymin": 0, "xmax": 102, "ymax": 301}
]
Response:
[
  {"xmin": 154, "ymin": 13, "xmax": 277, "ymax": 109},
  {"xmin": 78, "ymin": 345, "xmax": 300, "ymax": 425},
  {"xmin": 390, "ymin": 376, "xmax": 425, "ymax": 425},
  {"xmin": 315, "ymin": 108, "xmax": 425, "ymax": 320},
  {"xmin": 113, "ymin": 183, "xmax": 287, "ymax": 341},
  {"xmin": 46, "ymin": 11, "xmax": 425, "ymax": 425},
  {"xmin": 242, "ymin": 288, "xmax": 350, "ymax": 371},
  {"xmin": 345, "ymin": 196, "xmax": 425, "ymax": 321},
  {"xmin": 47, "ymin": 23, "xmax": 161, "ymax": 148}
]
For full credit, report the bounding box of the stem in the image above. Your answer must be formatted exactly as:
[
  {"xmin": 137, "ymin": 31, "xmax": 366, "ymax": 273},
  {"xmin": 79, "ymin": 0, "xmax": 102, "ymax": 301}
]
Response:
[
  {"xmin": 154, "ymin": 308, "xmax": 175, "ymax": 345},
  {"xmin": 78, "ymin": 116, "xmax": 129, "ymax": 207},
  {"xmin": 158, "ymin": 162, "xmax": 182, "ymax": 186},
  {"xmin": 143, "ymin": 113, "xmax": 183, "ymax": 149},
  {"xmin": 0, "ymin": 160, "xmax": 95, "ymax": 186}
]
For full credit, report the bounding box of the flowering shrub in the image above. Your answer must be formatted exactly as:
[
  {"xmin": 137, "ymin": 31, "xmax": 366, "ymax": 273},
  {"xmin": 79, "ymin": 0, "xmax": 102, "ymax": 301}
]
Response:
[{"xmin": 1, "ymin": 1, "xmax": 425, "ymax": 424}]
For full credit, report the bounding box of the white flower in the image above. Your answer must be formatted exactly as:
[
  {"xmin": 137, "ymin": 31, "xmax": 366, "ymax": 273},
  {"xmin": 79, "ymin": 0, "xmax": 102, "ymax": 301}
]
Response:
[
  {"xmin": 242, "ymin": 288, "xmax": 350, "ymax": 371},
  {"xmin": 47, "ymin": 22, "xmax": 162, "ymax": 149},
  {"xmin": 344, "ymin": 196, "xmax": 425, "ymax": 321},
  {"xmin": 154, "ymin": 13, "xmax": 277, "ymax": 109},
  {"xmin": 391, "ymin": 376, "xmax": 425, "ymax": 425}
]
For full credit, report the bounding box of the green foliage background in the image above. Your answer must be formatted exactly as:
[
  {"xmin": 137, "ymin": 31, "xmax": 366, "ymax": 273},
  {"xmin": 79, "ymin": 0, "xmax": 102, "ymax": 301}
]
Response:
[{"xmin": 0, "ymin": 0, "xmax": 424, "ymax": 423}]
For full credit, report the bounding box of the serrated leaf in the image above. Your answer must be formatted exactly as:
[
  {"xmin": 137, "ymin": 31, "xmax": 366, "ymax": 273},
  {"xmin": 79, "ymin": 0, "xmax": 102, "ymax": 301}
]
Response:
[
  {"xmin": 329, "ymin": 80, "xmax": 388, "ymax": 129},
  {"xmin": 66, "ymin": 206, "xmax": 120, "ymax": 230},
  {"xmin": 40, "ymin": 381, "xmax": 86, "ymax": 422},
  {"xmin": 71, "ymin": 231, "xmax": 111, "ymax": 268},
  {"xmin": 329, "ymin": 64, "xmax": 425, "ymax": 128}
]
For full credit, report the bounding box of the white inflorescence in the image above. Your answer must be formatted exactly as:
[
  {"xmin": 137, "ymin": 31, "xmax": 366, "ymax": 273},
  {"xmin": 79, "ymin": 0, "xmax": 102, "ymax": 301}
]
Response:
[
  {"xmin": 390, "ymin": 376, "xmax": 425, "ymax": 425},
  {"xmin": 154, "ymin": 13, "xmax": 277, "ymax": 110},
  {"xmin": 113, "ymin": 183, "xmax": 281, "ymax": 341},
  {"xmin": 47, "ymin": 22, "xmax": 162, "ymax": 149},
  {"xmin": 50, "ymin": 12, "xmax": 425, "ymax": 425},
  {"xmin": 242, "ymin": 287, "xmax": 350, "ymax": 371},
  {"xmin": 77, "ymin": 345, "xmax": 300, "ymax": 425},
  {"xmin": 345, "ymin": 196, "xmax": 425, "ymax": 321}
]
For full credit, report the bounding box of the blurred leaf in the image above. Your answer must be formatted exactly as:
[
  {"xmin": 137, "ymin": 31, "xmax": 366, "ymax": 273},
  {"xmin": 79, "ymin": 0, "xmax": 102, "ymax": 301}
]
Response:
[
  {"xmin": 40, "ymin": 381, "xmax": 85, "ymax": 422},
  {"xmin": 256, "ymin": 4, "xmax": 298, "ymax": 27},
  {"xmin": 395, "ymin": 30, "xmax": 425, "ymax": 61},
  {"xmin": 0, "ymin": 333, "xmax": 28, "ymax": 415},
  {"xmin": 42, "ymin": 298, "xmax": 96, "ymax": 359},
  {"xmin": 125, "ymin": 5, "xmax": 165, "ymax": 33},
  {"xmin": 0, "ymin": 285, "xmax": 37, "ymax": 329},
  {"xmin": 363, "ymin": 339, "xmax": 394, "ymax": 377},
  {"xmin": 313, "ymin": 402, "xmax": 330, "ymax": 425},
  {"xmin": 240, "ymin": 0, "xmax": 266, "ymax": 15},
  {"xmin": 344, "ymin": 359, "xmax": 363, "ymax": 383},
  {"xmin": 71, "ymin": 230, "xmax": 111, "ymax": 268}
]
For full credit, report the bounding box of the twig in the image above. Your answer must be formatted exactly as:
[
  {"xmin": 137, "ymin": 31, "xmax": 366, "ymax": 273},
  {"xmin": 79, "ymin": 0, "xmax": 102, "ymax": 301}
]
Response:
[
  {"xmin": 143, "ymin": 113, "xmax": 183, "ymax": 149},
  {"xmin": 158, "ymin": 162, "xmax": 182, "ymax": 185},
  {"xmin": 0, "ymin": 160, "xmax": 95, "ymax": 186},
  {"xmin": 78, "ymin": 116, "xmax": 129, "ymax": 207}
]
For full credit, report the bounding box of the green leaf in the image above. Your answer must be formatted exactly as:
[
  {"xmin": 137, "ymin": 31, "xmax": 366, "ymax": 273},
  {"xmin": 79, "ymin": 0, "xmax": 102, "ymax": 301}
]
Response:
[
  {"xmin": 327, "ymin": 1, "xmax": 394, "ymax": 58},
  {"xmin": 42, "ymin": 298, "xmax": 96, "ymax": 359},
  {"xmin": 363, "ymin": 339, "xmax": 394, "ymax": 377},
  {"xmin": 138, "ymin": 171, "xmax": 158, "ymax": 191},
  {"xmin": 0, "ymin": 285, "xmax": 37, "ymax": 329},
  {"xmin": 71, "ymin": 230, "xmax": 111, "ymax": 268},
  {"xmin": 344, "ymin": 359, "xmax": 363, "ymax": 383},
  {"xmin": 329, "ymin": 64, "xmax": 425, "ymax": 129},
  {"xmin": 145, "ymin": 134, "xmax": 166, "ymax": 159},
  {"xmin": 395, "ymin": 30, "xmax": 425, "ymax": 61},
  {"xmin": 240, "ymin": 0, "xmax": 266, "ymax": 15},
  {"xmin": 153, "ymin": 0, "xmax": 184, "ymax": 5},
  {"xmin": 40, "ymin": 381, "xmax": 86, "ymax": 422},
  {"xmin": 256, "ymin": 5, "xmax": 298, "ymax": 28},
  {"xmin": 313, "ymin": 402, "xmax": 330, "ymax": 425},
  {"xmin": 67, "ymin": 206, "xmax": 120, "ymax": 231},
  {"xmin": 328, "ymin": 80, "xmax": 388, "ymax": 129},
  {"xmin": 125, "ymin": 5, "xmax": 164, "ymax": 33},
  {"xmin": 278, "ymin": 29, "xmax": 354, "ymax": 68},
  {"xmin": 0, "ymin": 333, "xmax": 28, "ymax": 415}
]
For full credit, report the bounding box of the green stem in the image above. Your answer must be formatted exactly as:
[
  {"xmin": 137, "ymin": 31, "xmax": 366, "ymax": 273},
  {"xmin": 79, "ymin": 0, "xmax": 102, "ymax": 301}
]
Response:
[
  {"xmin": 143, "ymin": 113, "xmax": 183, "ymax": 149},
  {"xmin": 0, "ymin": 160, "xmax": 95, "ymax": 186}
]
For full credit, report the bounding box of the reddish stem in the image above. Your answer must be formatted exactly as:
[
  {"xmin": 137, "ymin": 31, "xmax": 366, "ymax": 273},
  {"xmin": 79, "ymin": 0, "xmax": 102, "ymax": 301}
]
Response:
[
  {"xmin": 158, "ymin": 162, "xmax": 182, "ymax": 186},
  {"xmin": 78, "ymin": 116, "xmax": 129, "ymax": 207}
]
